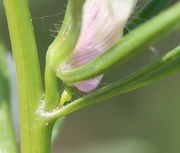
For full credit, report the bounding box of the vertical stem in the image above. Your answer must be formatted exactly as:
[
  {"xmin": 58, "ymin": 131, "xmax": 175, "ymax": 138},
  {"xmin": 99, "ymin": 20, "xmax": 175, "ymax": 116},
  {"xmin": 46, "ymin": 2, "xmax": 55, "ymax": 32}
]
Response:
[{"xmin": 3, "ymin": 0, "xmax": 53, "ymax": 152}]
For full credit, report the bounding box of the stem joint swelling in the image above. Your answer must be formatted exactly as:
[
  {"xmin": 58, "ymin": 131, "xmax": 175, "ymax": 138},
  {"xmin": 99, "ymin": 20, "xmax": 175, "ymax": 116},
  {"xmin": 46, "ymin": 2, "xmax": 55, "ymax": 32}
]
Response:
[{"xmin": 36, "ymin": 99, "xmax": 64, "ymax": 121}]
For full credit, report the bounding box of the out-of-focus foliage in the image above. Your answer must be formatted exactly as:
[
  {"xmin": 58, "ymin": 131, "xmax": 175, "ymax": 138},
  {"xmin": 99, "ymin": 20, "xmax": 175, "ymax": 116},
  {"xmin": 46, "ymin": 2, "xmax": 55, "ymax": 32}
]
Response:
[
  {"xmin": 0, "ymin": 0, "xmax": 180, "ymax": 153},
  {"xmin": 64, "ymin": 139, "xmax": 156, "ymax": 153},
  {"xmin": 0, "ymin": 42, "xmax": 17, "ymax": 153},
  {"xmin": 127, "ymin": 0, "xmax": 171, "ymax": 31},
  {"xmin": 0, "ymin": 43, "xmax": 9, "ymax": 101}
]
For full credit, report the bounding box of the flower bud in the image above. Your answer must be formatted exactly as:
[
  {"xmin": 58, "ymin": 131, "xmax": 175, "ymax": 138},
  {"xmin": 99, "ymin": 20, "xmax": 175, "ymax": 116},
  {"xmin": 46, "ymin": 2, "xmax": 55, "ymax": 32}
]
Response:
[{"xmin": 60, "ymin": 0, "xmax": 137, "ymax": 92}]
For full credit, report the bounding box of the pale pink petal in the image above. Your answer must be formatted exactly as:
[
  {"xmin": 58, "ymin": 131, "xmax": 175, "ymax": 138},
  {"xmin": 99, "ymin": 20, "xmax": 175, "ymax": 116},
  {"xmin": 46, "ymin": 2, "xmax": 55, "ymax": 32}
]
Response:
[
  {"xmin": 60, "ymin": 0, "xmax": 137, "ymax": 92},
  {"xmin": 75, "ymin": 75, "xmax": 103, "ymax": 93}
]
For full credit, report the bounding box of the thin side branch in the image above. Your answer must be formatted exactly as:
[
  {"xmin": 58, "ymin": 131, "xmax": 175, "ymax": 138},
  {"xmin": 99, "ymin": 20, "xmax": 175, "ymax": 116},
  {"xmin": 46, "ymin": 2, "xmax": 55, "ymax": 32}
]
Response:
[{"xmin": 39, "ymin": 46, "xmax": 180, "ymax": 120}]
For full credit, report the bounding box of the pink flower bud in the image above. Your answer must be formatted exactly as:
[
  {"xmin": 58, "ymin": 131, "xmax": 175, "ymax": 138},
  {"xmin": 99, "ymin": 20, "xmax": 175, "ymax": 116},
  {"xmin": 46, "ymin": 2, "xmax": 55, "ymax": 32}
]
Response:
[{"xmin": 60, "ymin": 0, "xmax": 137, "ymax": 92}]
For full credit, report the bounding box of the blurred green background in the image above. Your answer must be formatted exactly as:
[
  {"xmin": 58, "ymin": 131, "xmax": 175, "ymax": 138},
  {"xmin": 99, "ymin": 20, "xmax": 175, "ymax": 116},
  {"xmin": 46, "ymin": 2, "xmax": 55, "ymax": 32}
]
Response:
[{"xmin": 0, "ymin": 0, "xmax": 180, "ymax": 153}]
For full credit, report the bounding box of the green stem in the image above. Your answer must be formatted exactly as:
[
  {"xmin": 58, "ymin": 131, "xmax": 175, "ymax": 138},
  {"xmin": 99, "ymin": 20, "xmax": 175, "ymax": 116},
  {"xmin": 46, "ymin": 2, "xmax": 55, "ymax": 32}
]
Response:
[
  {"xmin": 46, "ymin": 0, "xmax": 84, "ymax": 68},
  {"xmin": 0, "ymin": 43, "xmax": 18, "ymax": 153},
  {"xmin": 44, "ymin": 66, "xmax": 60, "ymax": 111},
  {"xmin": 56, "ymin": 3, "xmax": 180, "ymax": 84},
  {"xmin": 44, "ymin": 0, "xmax": 84, "ymax": 110},
  {"xmin": 41, "ymin": 46, "xmax": 180, "ymax": 119},
  {"xmin": 3, "ymin": 0, "xmax": 53, "ymax": 152}
]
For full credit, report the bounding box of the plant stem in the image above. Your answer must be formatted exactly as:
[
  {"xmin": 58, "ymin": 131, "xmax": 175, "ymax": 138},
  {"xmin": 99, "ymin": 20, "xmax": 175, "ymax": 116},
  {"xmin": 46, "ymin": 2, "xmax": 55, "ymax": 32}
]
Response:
[
  {"xmin": 44, "ymin": 66, "xmax": 60, "ymax": 111},
  {"xmin": 3, "ymin": 0, "xmax": 53, "ymax": 152},
  {"xmin": 44, "ymin": 0, "xmax": 84, "ymax": 110},
  {"xmin": 0, "ymin": 43, "xmax": 18, "ymax": 153}
]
